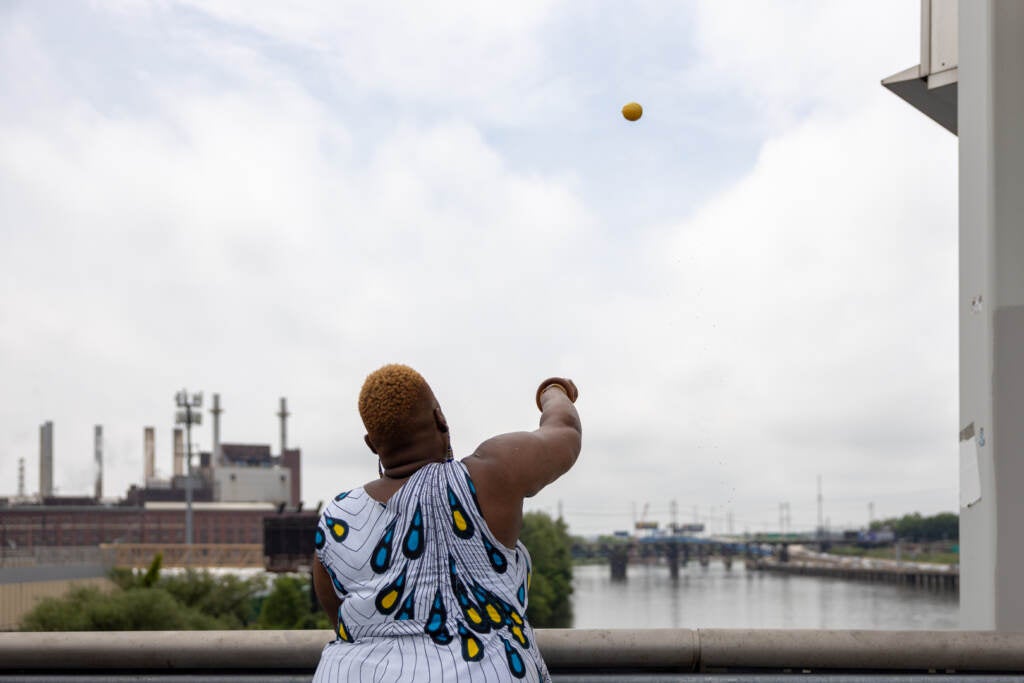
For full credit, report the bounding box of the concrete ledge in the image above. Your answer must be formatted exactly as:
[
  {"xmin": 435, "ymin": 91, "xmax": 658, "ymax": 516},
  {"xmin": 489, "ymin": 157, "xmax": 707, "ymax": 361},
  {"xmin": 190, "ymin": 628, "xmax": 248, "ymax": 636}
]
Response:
[
  {"xmin": 1, "ymin": 629, "xmax": 1023, "ymax": 673},
  {"xmin": 698, "ymin": 629, "xmax": 1024, "ymax": 672},
  {"xmin": 539, "ymin": 629, "xmax": 698, "ymax": 671}
]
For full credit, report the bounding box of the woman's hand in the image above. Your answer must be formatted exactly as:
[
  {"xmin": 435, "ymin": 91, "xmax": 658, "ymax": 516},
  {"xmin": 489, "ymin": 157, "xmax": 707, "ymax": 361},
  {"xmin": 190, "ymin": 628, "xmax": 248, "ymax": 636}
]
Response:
[{"xmin": 535, "ymin": 377, "xmax": 579, "ymax": 410}]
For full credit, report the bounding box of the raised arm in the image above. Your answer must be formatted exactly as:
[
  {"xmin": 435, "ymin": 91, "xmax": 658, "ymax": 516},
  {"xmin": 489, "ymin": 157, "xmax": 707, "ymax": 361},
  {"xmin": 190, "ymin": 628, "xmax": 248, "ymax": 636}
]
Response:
[{"xmin": 462, "ymin": 378, "xmax": 581, "ymax": 549}]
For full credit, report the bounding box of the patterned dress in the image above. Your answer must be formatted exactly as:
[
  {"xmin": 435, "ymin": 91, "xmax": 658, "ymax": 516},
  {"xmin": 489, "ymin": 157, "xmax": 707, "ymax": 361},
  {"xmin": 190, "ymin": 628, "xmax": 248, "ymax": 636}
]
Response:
[{"xmin": 313, "ymin": 460, "xmax": 550, "ymax": 682}]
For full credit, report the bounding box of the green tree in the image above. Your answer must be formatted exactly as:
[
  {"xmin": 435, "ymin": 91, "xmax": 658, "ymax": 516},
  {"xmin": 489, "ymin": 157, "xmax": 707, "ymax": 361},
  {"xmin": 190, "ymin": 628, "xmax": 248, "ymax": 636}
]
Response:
[
  {"xmin": 520, "ymin": 511, "xmax": 573, "ymax": 628},
  {"xmin": 871, "ymin": 511, "xmax": 958, "ymax": 542},
  {"xmin": 162, "ymin": 569, "xmax": 266, "ymax": 627},
  {"xmin": 21, "ymin": 556, "xmax": 267, "ymax": 631},
  {"xmin": 20, "ymin": 585, "xmax": 219, "ymax": 631},
  {"xmin": 257, "ymin": 575, "xmax": 313, "ymax": 629}
]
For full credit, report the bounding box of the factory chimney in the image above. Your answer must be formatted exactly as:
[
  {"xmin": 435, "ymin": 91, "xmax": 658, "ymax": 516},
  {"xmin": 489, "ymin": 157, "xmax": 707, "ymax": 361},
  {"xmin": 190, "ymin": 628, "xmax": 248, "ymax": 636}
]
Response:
[
  {"xmin": 277, "ymin": 397, "xmax": 289, "ymax": 454},
  {"xmin": 211, "ymin": 393, "xmax": 223, "ymax": 465},
  {"xmin": 173, "ymin": 427, "xmax": 184, "ymax": 477},
  {"xmin": 144, "ymin": 427, "xmax": 155, "ymax": 483},
  {"xmin": 94, "ymin": 425, "xmax": 103, "ymax": 500},
  {"xmin": 17, "ymin": 458, "xmax": 25, "ymax": 498},
  {"xmin": 39, "ymin": 421, "xmax": 53, "ymax": 498}
]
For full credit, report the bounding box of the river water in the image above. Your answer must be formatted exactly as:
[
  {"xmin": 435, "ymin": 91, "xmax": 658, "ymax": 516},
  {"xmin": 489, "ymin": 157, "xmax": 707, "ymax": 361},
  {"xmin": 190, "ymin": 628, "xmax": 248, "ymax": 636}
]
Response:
[{"xmin": 571, "ymin": 561, "xmax": 959, "ymax": 630}]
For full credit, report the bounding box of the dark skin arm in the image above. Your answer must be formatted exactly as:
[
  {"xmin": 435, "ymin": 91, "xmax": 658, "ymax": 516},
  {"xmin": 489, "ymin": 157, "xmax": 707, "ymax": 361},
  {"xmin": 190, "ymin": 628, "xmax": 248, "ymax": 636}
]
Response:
[
  {"xmin": 463, "ymin": 378, "xmax": 581, "ymax": 548},
  {"xmin": 313, "ymin": 556, "xmax": 341, "ymax": 629}
]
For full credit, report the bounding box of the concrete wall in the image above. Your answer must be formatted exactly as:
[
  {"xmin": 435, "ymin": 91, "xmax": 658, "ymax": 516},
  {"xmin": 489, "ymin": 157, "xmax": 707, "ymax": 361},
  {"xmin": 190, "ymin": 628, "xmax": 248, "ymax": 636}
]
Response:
[
  {"xmin": 0, "ymin": 577, "xmax": 114, "ymax": 631},
  {"xmin": 214, "ymin": 466, "xmax": 291, "ymax": 505}
]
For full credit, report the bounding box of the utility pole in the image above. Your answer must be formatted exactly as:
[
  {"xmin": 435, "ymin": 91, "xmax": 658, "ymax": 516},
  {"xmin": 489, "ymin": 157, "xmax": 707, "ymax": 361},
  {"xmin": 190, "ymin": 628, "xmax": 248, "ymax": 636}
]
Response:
[{"xmin": 175, "ymin": 390, "xmax": 203, "ymax": 545}]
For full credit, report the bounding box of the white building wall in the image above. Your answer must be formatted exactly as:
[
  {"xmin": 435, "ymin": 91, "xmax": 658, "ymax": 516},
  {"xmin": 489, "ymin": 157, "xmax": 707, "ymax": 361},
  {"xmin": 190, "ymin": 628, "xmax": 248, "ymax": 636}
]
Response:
[{"xmin": 214, "ymin": 466, "xmax": 291, "ymax": 505}]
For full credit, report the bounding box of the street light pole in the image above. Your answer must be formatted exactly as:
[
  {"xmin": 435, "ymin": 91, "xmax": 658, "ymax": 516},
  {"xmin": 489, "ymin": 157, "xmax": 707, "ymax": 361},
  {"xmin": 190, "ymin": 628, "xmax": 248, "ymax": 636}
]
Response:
[
  {"xmin": 185, "ymin": 401, "xmax": 193, "ymax": 544},
  {"xmin": 175, "ymin": 390, "xmax": 203, "ymax": 546}
]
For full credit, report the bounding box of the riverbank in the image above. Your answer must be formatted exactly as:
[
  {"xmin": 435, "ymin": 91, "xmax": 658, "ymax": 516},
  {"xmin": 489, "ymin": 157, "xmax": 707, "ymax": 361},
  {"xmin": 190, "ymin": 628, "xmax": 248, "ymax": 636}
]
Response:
[
  {"xmin": 752, "ymin": 545, "xmax": 958, "ymax": 593},
  {"xmin": 823, "ymin": 544, "xmax": 958, "ymax": 565}
]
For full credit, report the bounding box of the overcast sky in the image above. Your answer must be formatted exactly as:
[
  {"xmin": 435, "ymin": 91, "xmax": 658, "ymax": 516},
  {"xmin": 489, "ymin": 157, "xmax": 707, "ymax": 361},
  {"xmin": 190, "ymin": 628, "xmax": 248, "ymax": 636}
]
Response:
[{"xmin": 0, "ymin": 1, "xmax": 958, "ymax": 536}]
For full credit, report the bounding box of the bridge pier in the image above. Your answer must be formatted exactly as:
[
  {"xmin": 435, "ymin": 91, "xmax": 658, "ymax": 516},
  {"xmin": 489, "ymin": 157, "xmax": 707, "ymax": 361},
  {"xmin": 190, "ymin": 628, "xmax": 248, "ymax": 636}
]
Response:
[
  {"xmin": 609, "ymin": 546, "xmax": 628, "ymax": 581},
  {"xmin": 667, "ymin": 542, "xmax": 680, "ymax": 580}
]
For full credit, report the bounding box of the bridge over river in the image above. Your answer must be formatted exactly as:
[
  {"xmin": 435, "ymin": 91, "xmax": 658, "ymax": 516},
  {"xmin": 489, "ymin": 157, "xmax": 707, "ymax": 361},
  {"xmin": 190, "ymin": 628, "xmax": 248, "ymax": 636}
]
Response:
[{"xmin": 575, "ymin": 535, "xmax": 958, "ymax": 593}]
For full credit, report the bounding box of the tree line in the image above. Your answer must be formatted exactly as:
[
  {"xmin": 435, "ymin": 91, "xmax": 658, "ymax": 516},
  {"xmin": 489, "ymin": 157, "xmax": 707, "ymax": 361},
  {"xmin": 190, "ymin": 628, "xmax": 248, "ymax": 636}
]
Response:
[{"xmin": 870, "ymin": 511, "xmax": 958, "ymax": 543}]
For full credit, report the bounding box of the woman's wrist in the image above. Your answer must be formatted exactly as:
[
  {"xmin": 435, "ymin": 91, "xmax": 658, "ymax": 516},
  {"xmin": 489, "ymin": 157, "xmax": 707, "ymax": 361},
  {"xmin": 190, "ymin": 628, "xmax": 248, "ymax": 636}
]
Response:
[
  {"xmin": 543, "ymin": 383, "xmax": 568, "ymax": 398},
  {"xmin": 535, "ymin": 378, "xmax": 577, "ymax": 410}
]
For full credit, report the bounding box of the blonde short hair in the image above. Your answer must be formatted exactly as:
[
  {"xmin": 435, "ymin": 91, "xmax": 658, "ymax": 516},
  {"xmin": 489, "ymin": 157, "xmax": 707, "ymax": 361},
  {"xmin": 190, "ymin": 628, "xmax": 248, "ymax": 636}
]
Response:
[{"xmin": 358, "ymin": 364, "xmax": 432, "ymax": 440}]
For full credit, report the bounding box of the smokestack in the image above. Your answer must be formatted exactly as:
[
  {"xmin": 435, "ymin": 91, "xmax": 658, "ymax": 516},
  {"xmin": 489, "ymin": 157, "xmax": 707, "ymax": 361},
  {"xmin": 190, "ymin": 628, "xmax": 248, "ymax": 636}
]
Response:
[
  {"xmin": 173, "ymin": 427, "xmax": 184, "ymax": 477},
  {"xmin": 277, "ymin": 397, "xmax": 289, "ymax": 455},
  {"xmin": 211, "ymin": 393, "xmax": 223, "ymax": 465},
  {"xmin": 39, "ymin": 421, "xmax": 53, "ymax": 498},
  {"xmin": 94, "ymin": 425, "xmax": 103, "ymax": 500},
  {"xmin": 144, "ymin": 427, "xmax": 155, "ymax": 483},
  {"xmin": 18, "ymin": 458, "xmax": 25, "ymax": 498}
]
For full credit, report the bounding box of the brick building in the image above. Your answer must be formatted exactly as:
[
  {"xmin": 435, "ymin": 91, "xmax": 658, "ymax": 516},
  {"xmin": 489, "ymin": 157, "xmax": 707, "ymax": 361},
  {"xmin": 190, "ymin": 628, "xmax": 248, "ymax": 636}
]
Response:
[{"xmin": 0, "ymin": 502, "xmax": 301, "ymax": 548}]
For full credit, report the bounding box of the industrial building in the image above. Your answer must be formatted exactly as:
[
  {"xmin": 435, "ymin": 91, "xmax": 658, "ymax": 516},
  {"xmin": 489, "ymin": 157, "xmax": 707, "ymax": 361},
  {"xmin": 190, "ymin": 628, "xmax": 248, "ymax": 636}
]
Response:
[{"xmin": 0, "ymin": 395, "xmax": 307, "ymax": 550}]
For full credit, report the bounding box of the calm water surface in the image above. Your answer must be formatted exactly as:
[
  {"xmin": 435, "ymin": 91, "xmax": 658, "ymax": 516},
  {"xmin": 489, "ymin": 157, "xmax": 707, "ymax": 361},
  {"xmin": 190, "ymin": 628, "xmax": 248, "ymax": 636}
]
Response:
[{"xmin": 571, "ymin": 561, "xmax": 959, "ymax": 630}]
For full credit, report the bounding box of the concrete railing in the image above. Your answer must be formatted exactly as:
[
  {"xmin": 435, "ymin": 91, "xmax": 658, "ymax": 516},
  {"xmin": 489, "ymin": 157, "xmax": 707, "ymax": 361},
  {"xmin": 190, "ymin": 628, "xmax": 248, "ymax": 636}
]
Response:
[{"xmin": 2, "ymin": 629, "xmax": 1024, "ymax": 674}]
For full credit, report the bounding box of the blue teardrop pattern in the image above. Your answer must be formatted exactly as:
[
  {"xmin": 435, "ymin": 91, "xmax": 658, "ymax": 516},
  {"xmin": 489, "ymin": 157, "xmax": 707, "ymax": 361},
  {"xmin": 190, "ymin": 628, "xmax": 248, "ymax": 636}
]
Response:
[
  {"xmin": 374, "ymin": 566, "xmax": 407, "ymax": 615},
  {"xmin": 501, "ymin": 635, "xmax": 527, "ymax": 679},
  {"xmin": 395, "ymin": 589, "xmax": 416, "ymax": 621},
  {"xmin": 448, "ymin": 555, "xmax": 489, "ymax": 633},
  {"xmin": 335, "ymin": 607, "xmax": 354, "ymax": 643},
  {"xmin": 314, "ymin": 527, "xmax": 325, "ymax": 550},
  {"xmin": 516, "ymin": 582, "xmax": 526, "ymax": 606},
  {"xmin": 370, "ymin": 518, "xmax": 398, "ymax": 574},
  {"xmin": 424, "ymin": 589, "xmax": 452, "ymax": 645},
  {"xmin": 481, "ymin": 535, "xmax": 508, "ymax": 574},
  {"xmin": 446, "ymin": 485, "xmax": 475, "ymax": 539},
  {"xmin": 334, "ymin": 490, "xmax": 349, "ymax": 501},
  {"xmin": 458, "ymin": 621, "xmax": 484, "ymax": 662},
  {"xmin": 324, "ymin": 515, "xmax": 349, "ymax": 543},
  {"xmin": 402, "ymin": 504, "xmax": 425, "ymax": 560},
  {"xmin": 327, "ymin": 565, "xmax": 348, "ymax": 595},
  {"xmin": 464, "ymin": 471, "xmax": 483, "ymax": 515}
]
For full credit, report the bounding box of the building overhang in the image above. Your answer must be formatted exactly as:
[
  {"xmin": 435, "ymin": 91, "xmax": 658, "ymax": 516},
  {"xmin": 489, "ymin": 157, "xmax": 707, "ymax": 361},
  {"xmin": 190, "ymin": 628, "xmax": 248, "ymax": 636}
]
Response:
[{"xmin": 882, "ymin": 0, "xmax": 958, "ymax": 135}]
